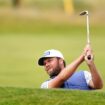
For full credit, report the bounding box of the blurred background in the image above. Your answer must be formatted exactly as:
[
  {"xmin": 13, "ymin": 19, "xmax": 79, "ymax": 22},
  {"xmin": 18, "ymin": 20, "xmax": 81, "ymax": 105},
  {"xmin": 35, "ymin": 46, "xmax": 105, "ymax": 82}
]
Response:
[{"xmin": 0, "ymin": 0, "xmax": 105, "ymax": 90}]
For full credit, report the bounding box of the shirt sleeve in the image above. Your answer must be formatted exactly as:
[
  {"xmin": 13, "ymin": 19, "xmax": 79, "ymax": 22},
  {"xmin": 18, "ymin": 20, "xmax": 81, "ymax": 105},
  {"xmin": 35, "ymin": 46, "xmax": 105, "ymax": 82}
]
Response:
[
  {"xmin": 84, "ymin": 71, "xmax": 92, "ymax": 85},
  {"xmin": 40, "ymin": 81, "xmax": 49, "ymax": 88}
]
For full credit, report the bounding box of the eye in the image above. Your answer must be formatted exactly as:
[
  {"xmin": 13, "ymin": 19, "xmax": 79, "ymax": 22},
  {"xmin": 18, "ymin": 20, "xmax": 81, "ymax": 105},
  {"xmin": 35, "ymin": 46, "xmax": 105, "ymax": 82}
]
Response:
[
  {"xmin": 43, "ymin": 58, "xmax": 53, "ymax": 65},
  {"xmin": 48, "ymin": 58, "xmax": 53, "ymax": 62}
]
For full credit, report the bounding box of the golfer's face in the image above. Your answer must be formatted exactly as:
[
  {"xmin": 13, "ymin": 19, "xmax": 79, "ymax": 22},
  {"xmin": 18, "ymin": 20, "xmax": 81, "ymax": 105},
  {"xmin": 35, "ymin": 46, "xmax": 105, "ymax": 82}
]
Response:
[{"xmin": 43, "ymin": 57, "xmax": 61, "ymax": 77}]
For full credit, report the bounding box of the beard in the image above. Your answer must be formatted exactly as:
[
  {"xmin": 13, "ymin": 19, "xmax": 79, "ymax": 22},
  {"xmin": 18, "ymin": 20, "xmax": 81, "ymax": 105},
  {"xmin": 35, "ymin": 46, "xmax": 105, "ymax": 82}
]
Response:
[{"xmin": 49, "ymin": 64, "xmax": 61, "ymax": 78}]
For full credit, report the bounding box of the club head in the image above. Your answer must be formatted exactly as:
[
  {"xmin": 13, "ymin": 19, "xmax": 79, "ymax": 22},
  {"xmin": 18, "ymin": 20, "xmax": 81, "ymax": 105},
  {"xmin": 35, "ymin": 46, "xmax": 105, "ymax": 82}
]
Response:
[{"xmin": 80, "ymin": 11, "xmax": 88, "ymax": 16}]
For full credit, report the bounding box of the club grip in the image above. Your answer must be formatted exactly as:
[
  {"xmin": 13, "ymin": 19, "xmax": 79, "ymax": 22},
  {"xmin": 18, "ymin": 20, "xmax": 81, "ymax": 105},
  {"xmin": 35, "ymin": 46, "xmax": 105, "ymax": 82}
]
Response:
[{"xmin": 87, "ymin": 55, "xmax": 91, "ymax": 60}]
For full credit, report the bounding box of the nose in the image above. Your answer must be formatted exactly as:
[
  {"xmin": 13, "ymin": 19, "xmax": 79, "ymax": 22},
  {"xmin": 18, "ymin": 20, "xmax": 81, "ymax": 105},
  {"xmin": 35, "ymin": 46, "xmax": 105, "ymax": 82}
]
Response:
[
  {"xmin": 44, "ymin": 62, "xmax": 49, "ymax": 67},
  {"xmin": 44, "ymin": 62, "xmax": 50, "ymax": 71},
  {"xmin": 43, "ymin": 59, "xmax": 50, "ymax": 68}
]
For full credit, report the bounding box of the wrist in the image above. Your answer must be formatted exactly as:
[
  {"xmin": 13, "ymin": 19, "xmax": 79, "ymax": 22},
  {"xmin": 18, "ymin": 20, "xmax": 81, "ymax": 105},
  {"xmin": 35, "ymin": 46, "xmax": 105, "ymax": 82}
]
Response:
[
  {"xmin": 79, "ymin": 53, "xmax": 85, "ymax": 63},
  {"xmin": 87, "ymin": 60, "xmax": 94, "ymax": 66}
]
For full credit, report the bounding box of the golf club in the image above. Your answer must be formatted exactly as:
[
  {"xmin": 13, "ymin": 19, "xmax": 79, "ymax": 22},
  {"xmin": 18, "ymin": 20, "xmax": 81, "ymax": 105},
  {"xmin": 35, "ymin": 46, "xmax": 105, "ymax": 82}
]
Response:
[{"xmin": 80, "ymin": 11, "xmax": 91, "ymax": 60}]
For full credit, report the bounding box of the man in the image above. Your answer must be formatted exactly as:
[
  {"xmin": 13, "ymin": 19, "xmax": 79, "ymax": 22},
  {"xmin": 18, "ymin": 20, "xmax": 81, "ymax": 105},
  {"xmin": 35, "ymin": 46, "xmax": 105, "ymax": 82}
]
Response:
[{"xmin": 38, "ymin": 45, "xmax": 103, "ymax": 90}]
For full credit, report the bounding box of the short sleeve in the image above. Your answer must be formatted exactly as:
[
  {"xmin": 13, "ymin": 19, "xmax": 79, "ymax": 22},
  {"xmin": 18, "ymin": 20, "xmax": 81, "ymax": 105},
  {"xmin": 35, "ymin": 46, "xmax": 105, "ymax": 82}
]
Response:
[
  {"xmin": 40, "ymin": 81, "xmax": 49, "ymax": 88},
  {"xmin": 84, "ymin": 71, "xmax": 92, "ymax": 85}
]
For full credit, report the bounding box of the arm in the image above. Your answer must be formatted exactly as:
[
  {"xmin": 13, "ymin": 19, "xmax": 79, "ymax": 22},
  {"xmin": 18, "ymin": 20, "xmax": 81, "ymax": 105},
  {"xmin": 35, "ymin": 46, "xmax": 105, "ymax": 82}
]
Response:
[
  {"xmin": 48, "ymin": 54, "xmax": 84, "ymax": 88},
  {"xmin": 87, "ymin": 61, "xmax": 103, "ymax": 89},
  {"xmin": 84, "ymin": 45, "xmax": 103, "ymax": 89}
]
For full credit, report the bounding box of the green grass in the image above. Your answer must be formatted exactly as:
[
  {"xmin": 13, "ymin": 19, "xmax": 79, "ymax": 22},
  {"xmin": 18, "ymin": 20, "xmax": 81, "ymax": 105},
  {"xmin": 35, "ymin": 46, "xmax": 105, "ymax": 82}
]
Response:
[{"xmin": 0, "ymin": 87, "xmax": 105, "ymax": 105}]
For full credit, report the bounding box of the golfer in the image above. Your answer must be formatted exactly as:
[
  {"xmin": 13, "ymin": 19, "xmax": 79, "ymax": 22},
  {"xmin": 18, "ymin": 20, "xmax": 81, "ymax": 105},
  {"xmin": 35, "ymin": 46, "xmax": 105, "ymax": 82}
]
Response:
[{"xmin": 38, "ymin": 45, "xmax": 103, "ymax": 90}]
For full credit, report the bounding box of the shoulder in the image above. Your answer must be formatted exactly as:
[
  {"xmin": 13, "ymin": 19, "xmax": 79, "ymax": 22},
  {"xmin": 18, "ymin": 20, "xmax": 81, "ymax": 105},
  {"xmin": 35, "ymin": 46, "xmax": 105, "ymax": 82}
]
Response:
[
  {"xmin": 83, "ymin": 71, "xmax": 92, "ymax": 85},
  {"xmin": 83, "ymin": 71, "xmax": 91, "ymax": 78},
  {"xmin": 75, "ymin": 70, "xmax": 92, "ymax": 85},
  {"xmin": 40, "ymin": 80, "xmax": 50, "ymax": 88}
]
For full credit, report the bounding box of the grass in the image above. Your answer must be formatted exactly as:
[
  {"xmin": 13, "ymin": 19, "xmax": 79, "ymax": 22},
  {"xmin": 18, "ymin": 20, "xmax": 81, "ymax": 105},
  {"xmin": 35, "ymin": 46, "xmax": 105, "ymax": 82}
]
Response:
[{"xmin": 0, "ymin": 87, "xmax": 105, "ymax": 105}]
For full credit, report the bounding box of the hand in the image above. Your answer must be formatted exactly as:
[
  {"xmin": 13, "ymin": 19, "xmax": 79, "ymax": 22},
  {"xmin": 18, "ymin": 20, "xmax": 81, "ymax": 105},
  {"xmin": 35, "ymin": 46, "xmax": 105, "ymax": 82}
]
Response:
[{"xmin": 84, "ymin": 44, "xmax": 94, "ymax": 64}]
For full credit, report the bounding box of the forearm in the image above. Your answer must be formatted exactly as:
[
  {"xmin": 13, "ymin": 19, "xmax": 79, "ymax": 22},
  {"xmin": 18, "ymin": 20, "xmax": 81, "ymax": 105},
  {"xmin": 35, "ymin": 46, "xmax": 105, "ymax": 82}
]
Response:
[
  {"xmin": 88, "ymin": 62, "xmax": 103, "ymax": 89},
  {"xmin": 59, "ymin": 54, "xmax": 84, "ymax": 81},
  {"xmin": 48, "ymin": 54, "xmax": 84, "ymax": 88}
]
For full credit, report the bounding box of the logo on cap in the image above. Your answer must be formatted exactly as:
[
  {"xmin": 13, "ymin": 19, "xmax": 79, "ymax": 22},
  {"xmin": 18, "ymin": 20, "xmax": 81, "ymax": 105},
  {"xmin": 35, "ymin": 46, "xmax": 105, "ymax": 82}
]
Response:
[{"xmin": 43, "ymin": 51, "xmax": 50, "ymax": 57}]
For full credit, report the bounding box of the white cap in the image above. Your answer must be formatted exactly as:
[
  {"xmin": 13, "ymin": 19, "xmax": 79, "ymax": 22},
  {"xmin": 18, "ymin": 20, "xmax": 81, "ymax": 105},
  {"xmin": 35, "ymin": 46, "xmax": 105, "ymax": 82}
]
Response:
[{"xmin": 38, "ymin": 49, "xmax": 64, "ymax": 66}]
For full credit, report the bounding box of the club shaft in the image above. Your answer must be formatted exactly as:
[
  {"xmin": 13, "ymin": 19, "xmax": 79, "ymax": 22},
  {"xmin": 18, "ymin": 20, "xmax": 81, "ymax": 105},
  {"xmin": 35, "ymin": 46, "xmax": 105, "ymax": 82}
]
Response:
[
  {"xmin": 86, "ymin": 14, "xmax": 90, "ymax": 44},
  {"xmin": 80, "ymin": 11, "xmax": 91, "ymax": 60},
  {"xmin": 86, "ymin": 13, "xmax": 91, "ymax": 60}
]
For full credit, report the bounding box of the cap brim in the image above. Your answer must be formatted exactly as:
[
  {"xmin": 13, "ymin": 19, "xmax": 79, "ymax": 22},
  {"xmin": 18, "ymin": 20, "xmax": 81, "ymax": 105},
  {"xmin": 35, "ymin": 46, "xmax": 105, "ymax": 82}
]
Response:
[
  {"xmin": 38, "ymin": 57, "xmax": 55, "ymax": 66},
  {"xmin": 38, "ymin": 57, "xmax": 65, "ymax": 67},
  {"xmin": 38, "ymin": 57, "xmax": 45, "ymax": 66}
]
